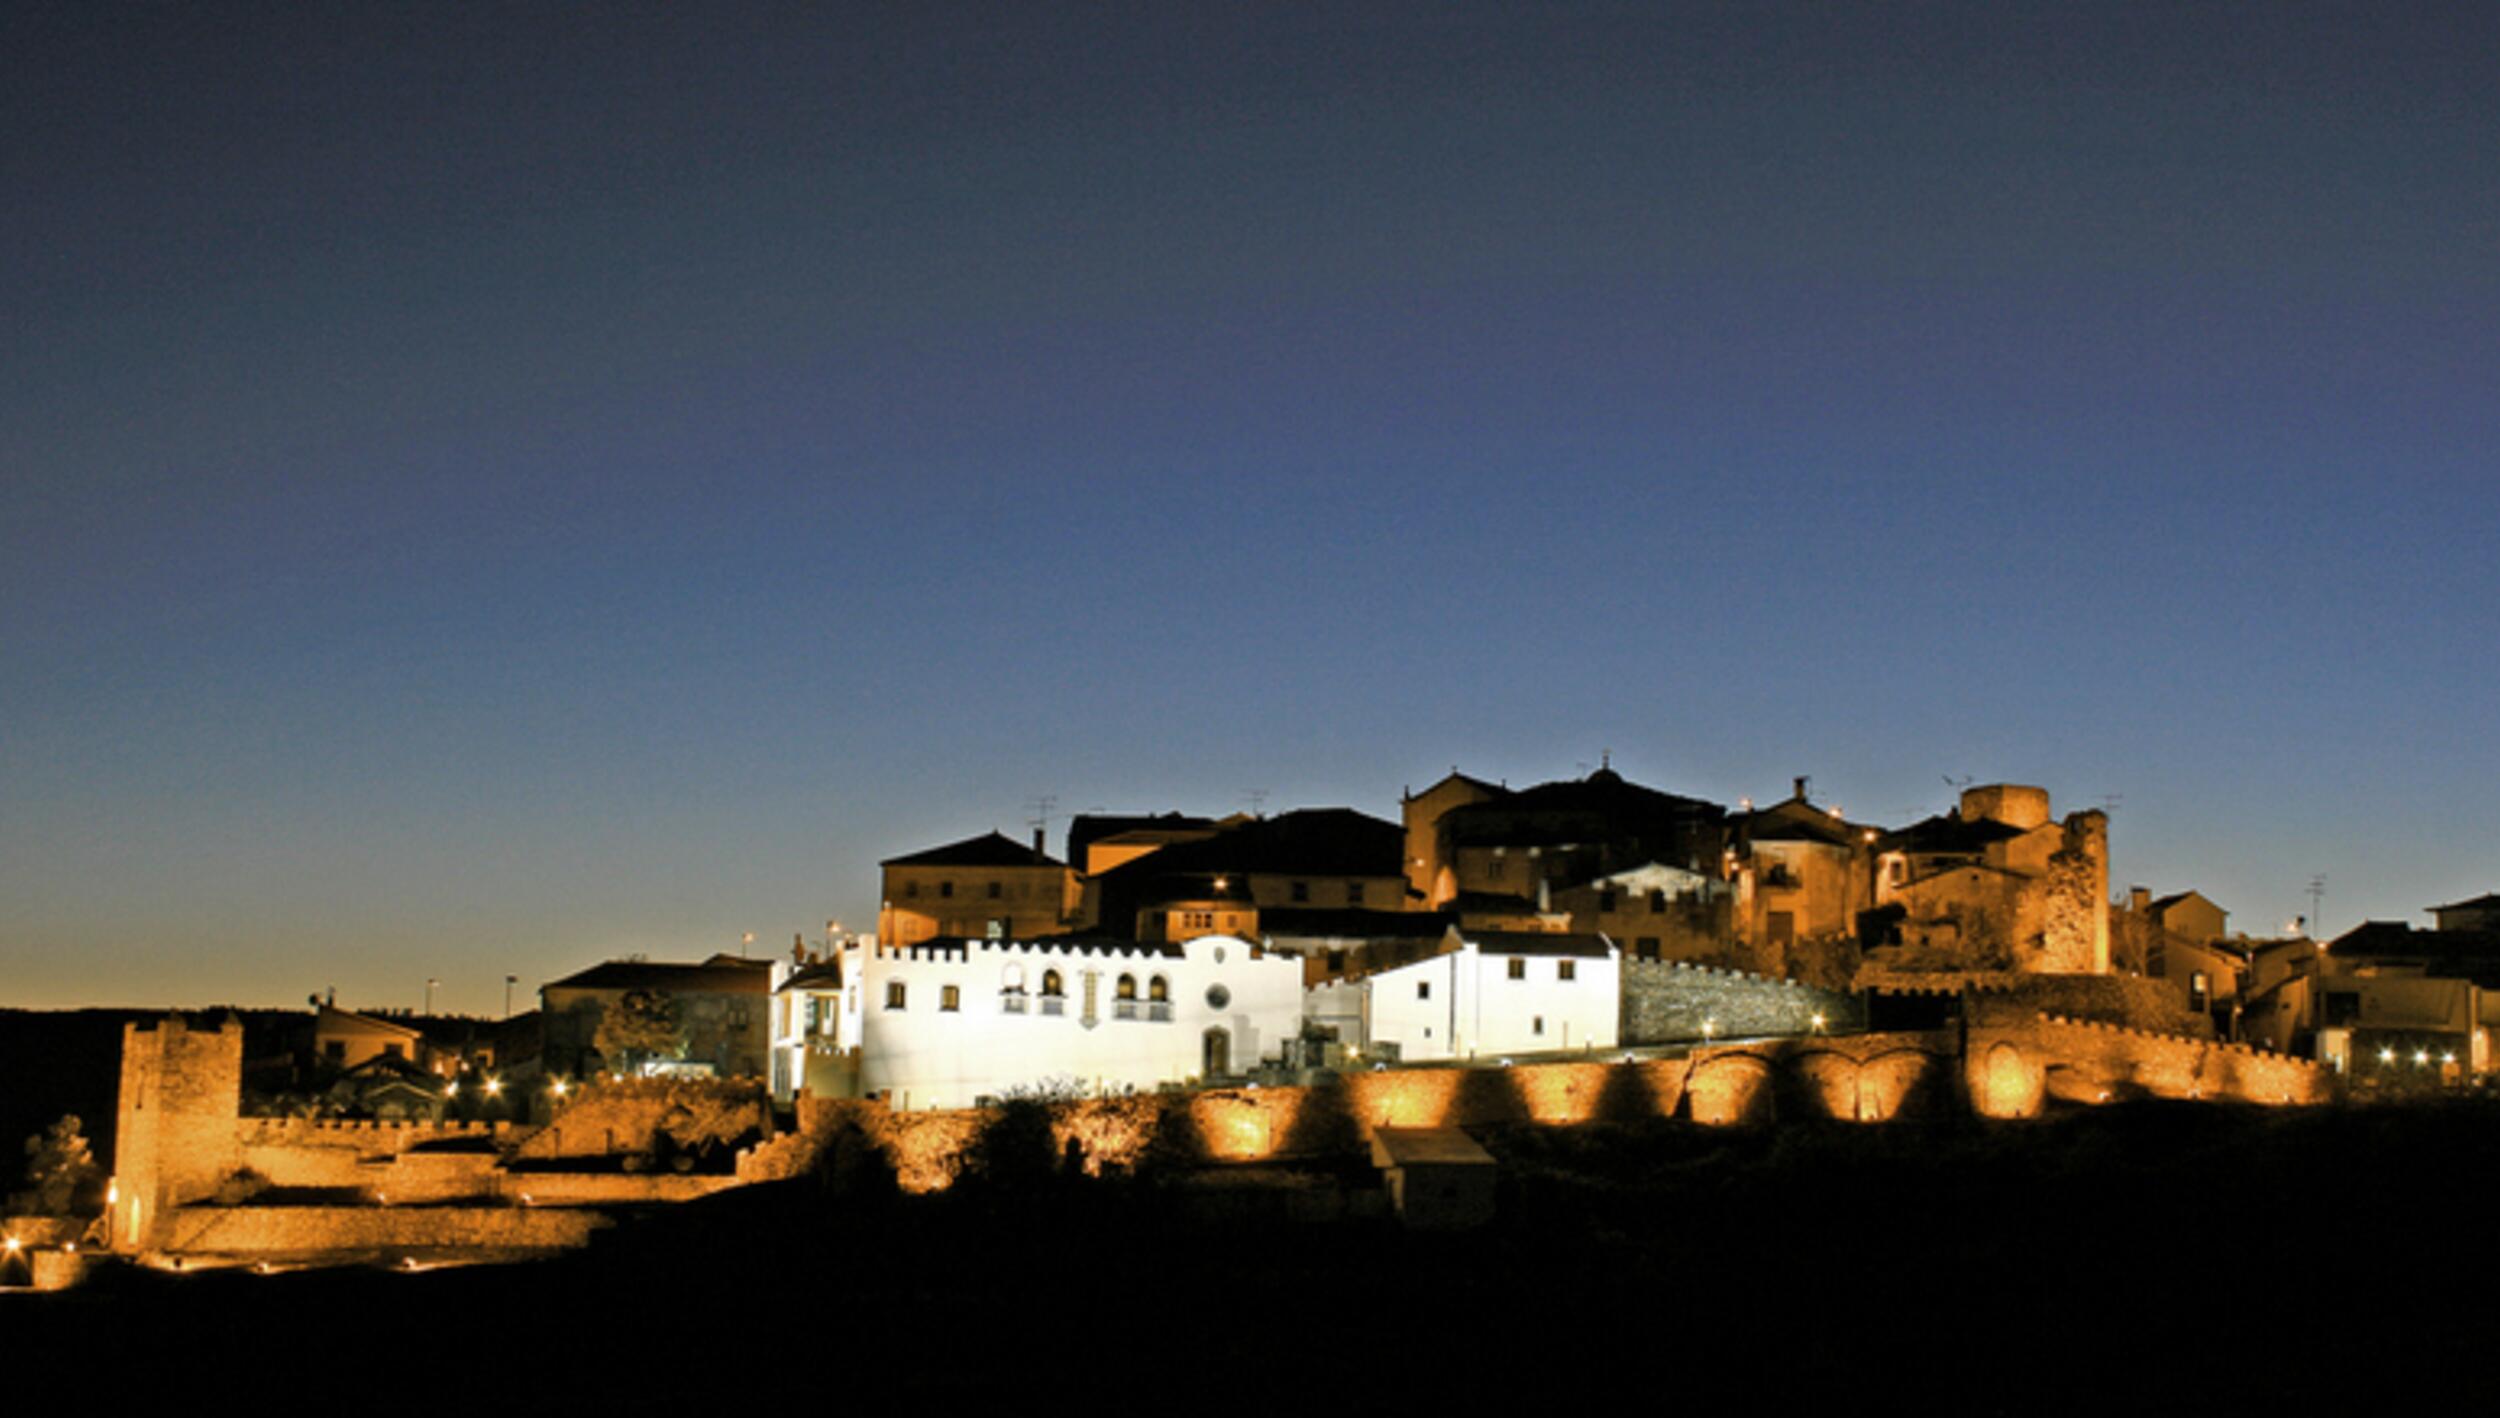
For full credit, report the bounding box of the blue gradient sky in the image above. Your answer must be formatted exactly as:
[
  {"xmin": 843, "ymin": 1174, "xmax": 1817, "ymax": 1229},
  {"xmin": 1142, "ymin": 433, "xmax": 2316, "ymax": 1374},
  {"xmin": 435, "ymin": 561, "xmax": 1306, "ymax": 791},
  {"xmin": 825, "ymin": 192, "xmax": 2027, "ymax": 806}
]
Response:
[{"xmin": 6, "ymin": 3, "xmax": 2496, "ymax": 1013}]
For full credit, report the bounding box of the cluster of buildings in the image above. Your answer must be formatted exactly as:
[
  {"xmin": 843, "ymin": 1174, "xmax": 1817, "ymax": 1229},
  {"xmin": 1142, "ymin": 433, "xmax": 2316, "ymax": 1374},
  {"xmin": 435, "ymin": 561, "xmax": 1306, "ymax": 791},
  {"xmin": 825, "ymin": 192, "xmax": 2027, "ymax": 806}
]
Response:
[
  {"xmin": 571, "ymin": 767, "xmax": 2127, "ymax": 1109},
  {"xmin": 262, "ymin": 765, "xmax": 2495, "ymax": 1119}
]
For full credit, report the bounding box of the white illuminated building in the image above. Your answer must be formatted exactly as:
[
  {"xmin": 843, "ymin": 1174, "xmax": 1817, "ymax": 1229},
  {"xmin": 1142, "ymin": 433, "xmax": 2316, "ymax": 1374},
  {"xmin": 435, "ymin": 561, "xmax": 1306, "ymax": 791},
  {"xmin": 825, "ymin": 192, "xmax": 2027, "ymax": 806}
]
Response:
[
  {"xmin": 791, "ymin": 933, "xmax": 1303, "ymax": 1110},
  {"xmin": 1305, "ymin": 927, "xmax": 1620, "ymax": 1062}
]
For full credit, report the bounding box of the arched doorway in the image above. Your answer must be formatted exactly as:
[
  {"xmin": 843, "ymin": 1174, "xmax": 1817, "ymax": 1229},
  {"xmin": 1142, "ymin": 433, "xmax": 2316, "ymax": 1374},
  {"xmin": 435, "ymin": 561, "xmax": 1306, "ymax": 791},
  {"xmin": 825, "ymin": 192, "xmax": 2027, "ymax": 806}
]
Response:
[{"xmin": 1202, "ymin": 1026, "xmax": 1231, "ymax": 1080}]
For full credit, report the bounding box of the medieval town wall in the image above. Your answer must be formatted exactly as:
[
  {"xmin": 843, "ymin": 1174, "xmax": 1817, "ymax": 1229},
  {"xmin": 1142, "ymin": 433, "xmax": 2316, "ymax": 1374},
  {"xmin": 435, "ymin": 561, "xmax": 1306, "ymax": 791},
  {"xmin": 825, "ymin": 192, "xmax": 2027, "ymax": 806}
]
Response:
[
  {"xmin": 112, "ymin": 1016, "xmax": 244, "ymax": 1250},
  {"xmin": 797, "ymin": 1010, "xmax": 2322, "ymax": 1192},
  {"xmin": 158, "ymin": 1204, "xmax": 609, "ymax": 1257},
  {"xmin": 508, "ymin": 1076, "xmax": 773, "ymax": 1161},
  {"xmin": 1966, "ymin": 1014, "xmax": 2328, "ymax": 1118},
  {"xmin": 1621, "ymin": 960, "xmax": 1866, "ymax": 1044}
]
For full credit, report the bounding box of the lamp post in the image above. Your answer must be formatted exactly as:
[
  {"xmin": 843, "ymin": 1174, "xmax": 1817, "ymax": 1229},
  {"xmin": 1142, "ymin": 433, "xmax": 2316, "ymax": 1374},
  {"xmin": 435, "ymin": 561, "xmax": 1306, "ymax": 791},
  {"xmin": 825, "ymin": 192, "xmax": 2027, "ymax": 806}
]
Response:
[{"xmin": 504, "ymin": 975, "xmax": 517, "ymax": 1019}]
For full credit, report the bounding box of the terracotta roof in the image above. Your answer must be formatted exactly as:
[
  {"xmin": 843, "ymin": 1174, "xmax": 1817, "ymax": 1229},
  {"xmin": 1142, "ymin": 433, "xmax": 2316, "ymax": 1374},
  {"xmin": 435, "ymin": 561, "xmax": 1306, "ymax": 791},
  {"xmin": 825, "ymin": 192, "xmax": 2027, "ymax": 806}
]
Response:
[
  {"xmin": 1883, "ymin": 813, "xmax": 2026, "ymax": 854},
  {"xmin": 778, "ymin": 960, "xmax": 844, "ymax": 992},
  {"xmin": 1259, "ymin": 907, "xmax": 1453, "ymax": 941},
  {"xmin": 1097, "ymin": 807, "xmax": 1404, "ymax": 882},
  {"xmin": 881, "ymin": 831, "xmax": 1066, "ymax": 870},
  {"xmin": 543, "ymin": 959, "xmax": 774, "ymax": 994}
]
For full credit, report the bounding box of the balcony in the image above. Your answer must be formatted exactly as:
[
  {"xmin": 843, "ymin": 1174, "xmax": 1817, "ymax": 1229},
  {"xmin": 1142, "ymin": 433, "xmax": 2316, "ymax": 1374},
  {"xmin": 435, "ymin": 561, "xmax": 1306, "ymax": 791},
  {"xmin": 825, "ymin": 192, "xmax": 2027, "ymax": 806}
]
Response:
[
  {"xmin": 1039, "ymin": 996, "xmax": 1066, "ymax": 1017},
  {"xmin": 1147, "ymin": 1001, "xmax": 1173, "ymax": 1023},
  {"xmin": 1113, "ymin": 1000, "xmax": 1139, "ymax": 1021},
  {"xmin": 1001, "ymin": 993, "xmax": 1027, "ymax": 1015}
]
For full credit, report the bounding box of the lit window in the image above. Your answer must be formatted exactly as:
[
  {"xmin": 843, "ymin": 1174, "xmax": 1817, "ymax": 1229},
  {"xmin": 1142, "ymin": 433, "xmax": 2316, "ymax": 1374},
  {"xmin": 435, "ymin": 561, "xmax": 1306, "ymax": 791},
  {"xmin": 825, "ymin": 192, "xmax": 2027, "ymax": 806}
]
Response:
[
  {"xmin": 941, "ymin": 985, "xmax": 960, "ymax": 1012},
  {"xmin": 1041, "ymin": 970, "xmax": 1064, "ymax": 997},
  {"xmin": 1117, "ymin": 974, "xmax": 1138, "ymax": 1000},
  {"xmin": 1559, "ymin": 960, "xmax": 1576, "ymax": 981},
  {"xmin": 1507, "ymin": 958, "xmax": 1526, "ymax": 980},
  {"xmin": 884, "ymin": 982, "xmax": 906, "ymax": 1010},
  {"xmin": 1149, "ymin": 976, "xmax": 1170, "ymax": 1002}
]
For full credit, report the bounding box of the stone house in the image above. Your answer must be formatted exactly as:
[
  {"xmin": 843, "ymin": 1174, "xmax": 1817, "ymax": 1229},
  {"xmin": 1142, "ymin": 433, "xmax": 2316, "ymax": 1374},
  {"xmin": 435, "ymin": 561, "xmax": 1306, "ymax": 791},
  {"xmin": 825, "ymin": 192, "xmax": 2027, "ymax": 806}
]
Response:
[
  {"xmin": 1865, "ymin": 785, "xmax": 2108, "ymax": 974},
  {"xmin": 540, "ymin": 955, "xmax": 778, "ymax": 1080},
  {"xmin": 878, "ymin": 830, "xmax": 1079, "ymax": 945}
]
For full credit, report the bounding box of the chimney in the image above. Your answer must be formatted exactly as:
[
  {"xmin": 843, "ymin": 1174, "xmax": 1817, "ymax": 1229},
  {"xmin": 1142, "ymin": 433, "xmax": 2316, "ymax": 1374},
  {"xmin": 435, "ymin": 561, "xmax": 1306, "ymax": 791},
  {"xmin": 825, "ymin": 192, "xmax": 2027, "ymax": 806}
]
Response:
[
  {"xmin": 1032, "ymin": 827, "xmax": 1046, "ymax": 859},
  {"xmin": 1793, "ymin": 776, "xmax": 1809, "ymax": 802},
  {"xmin": 2129, "ymin": 886, "xmax": 2150, "ymax": 913}
]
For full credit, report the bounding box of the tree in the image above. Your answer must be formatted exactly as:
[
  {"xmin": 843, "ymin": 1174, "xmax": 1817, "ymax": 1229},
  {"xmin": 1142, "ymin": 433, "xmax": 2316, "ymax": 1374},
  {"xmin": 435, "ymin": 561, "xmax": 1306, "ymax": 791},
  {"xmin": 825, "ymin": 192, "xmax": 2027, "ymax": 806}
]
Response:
[
  {"xmin": 593, "ymin": 989, "xmax": 684, "ymax": 1075},
  {"xmin": 16, "ymin": 1115, "xmax": 99, "ymax": 1216}
]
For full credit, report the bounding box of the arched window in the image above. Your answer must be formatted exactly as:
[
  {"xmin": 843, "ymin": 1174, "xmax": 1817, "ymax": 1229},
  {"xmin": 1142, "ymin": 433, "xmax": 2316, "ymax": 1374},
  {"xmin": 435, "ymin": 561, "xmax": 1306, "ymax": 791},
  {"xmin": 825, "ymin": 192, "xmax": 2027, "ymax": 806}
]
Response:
[
  {"xmin": 1148, "ymin": 975, "xmax": 1170, "ymax": 1002},
  {"xmin": 1002, "ymin": 963, "xmax": 1026, "ymax": 993},
  {"xmin": 1116, "ymin": 974, "xmax": 1138, "ymax": 1000},
  {"xmin": 1041, "ymin": 969, "xmax": 1064, "ymax": 997}
]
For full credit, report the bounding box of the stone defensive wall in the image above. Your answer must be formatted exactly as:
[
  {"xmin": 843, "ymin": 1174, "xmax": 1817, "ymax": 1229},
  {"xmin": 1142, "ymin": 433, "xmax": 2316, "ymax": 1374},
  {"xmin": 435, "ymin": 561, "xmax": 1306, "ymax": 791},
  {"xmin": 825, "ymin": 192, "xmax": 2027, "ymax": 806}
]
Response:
[
  {"xmin": 1863, "ymin": 968, "xmax": 2208, "ymax": 1037},
  {"xmin": 158, "ymin": 1204, "xmax": 609, "ymax": 1259},
  {"xmin": 237, "ymin": 1118, "xmax": 514, "ymax": 1194},
  {"xmin": 509, "ymin": 1076, "xmax": 773, "ymax": 1161},
  {"xmin": 1967, "ymin": 1013, "xmax": 2329, "ymax": 1118},
  {"xmin": 1622, "ymin": 959, "xmax": 1867, "ymax": 1044},
  {"xmin": 786, "ymin": 1010, "xmax": 2327, "ymax": 1191}
]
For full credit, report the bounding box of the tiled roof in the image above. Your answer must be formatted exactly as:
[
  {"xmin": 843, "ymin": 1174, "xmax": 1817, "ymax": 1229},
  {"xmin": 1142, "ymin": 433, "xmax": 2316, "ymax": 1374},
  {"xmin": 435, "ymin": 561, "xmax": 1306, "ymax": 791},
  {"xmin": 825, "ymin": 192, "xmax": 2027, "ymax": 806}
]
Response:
[
  {"xmin": 543, "ymin": 958, "xmax": 774, "ymax": 994},
  {"xmin": 1097, "ymin": 807, "xmax": 1404, "ymax": 882},
  {"xmin": 778, "ymin": 960, "xmax": 844, "ymax": 992},
  {"xmin": 881, "ymin": 830, "xmax": 1066, "ymax": 870},
  {"xmin": 1260, "ymin": 907, "xmax": 1453, "ymax": 940},
  {"xmin": 1883, "ymin": 813, "xmax": 2027, "ymax": 854}
]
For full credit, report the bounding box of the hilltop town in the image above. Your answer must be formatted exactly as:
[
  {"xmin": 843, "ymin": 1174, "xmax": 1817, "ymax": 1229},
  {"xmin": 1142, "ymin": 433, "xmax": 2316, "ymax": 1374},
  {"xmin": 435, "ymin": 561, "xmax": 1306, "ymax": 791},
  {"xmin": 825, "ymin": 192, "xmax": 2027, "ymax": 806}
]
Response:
[{"xmin": 8, "ymin": 762, "xmax": 2497, "ymax": 1301}]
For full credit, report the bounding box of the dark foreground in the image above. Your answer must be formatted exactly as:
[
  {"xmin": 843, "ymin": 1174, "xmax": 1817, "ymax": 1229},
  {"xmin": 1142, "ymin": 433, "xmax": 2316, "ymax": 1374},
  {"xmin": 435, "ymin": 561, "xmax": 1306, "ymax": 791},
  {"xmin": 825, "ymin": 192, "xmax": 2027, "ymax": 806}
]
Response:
[{"xmin": 16, "ymin": 1101, "xmax": 2492, "ymax": 1410}]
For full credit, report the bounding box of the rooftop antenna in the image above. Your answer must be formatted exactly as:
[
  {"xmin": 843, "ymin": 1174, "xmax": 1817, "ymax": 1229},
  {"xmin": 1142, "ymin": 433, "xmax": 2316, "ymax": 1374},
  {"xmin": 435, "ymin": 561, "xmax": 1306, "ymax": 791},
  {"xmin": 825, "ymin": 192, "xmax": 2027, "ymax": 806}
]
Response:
[
  {"xmin": 1244, "ymin": 788, "xmax": 1268, "ymax": 817},
  {"xmin": 2096, "ymin": 794, "xmax": 2124, "ymax": 815},
  {"xmin": 1026, "ymin": 794, "xmax": 1058, "ymax": 841},
  {"xmin": 2306, "ymin": 873, "xmax": 2327, "ymax": 939}
]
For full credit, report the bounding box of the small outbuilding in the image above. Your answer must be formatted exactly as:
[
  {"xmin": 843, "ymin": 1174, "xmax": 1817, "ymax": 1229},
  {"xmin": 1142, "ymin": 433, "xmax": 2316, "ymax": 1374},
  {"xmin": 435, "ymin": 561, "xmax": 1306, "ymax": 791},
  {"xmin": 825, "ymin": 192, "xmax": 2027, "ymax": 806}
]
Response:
[{"xmin": 1369, "ymin": 1126, "xmax": 1497, "ymax": 1229}]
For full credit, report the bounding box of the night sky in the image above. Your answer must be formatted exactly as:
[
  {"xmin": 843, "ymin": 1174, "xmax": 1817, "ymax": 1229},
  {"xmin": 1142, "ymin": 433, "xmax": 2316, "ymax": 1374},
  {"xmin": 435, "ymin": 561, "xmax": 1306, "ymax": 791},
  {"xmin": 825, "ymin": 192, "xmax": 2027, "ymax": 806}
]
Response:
[{"xmin": 7, "ymin": 3, "xmax": 2496, "ymax": 1014}]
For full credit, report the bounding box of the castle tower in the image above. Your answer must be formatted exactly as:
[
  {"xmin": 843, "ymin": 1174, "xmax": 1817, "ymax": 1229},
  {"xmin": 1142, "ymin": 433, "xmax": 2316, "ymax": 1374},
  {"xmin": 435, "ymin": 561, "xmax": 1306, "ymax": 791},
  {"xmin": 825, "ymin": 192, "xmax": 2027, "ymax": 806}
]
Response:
[{"xmin": 111, "ymin": 1015, "xmax": 244, "ymax": 1254}]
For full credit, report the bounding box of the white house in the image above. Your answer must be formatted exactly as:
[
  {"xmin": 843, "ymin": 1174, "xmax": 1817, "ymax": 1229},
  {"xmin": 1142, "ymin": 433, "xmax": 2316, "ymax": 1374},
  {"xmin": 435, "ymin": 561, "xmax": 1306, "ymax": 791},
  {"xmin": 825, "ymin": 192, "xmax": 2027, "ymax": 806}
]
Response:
[
  {"xmin": 794, "ymin": 934, "xmax": 1303, "ymax": 1110},
  {"xmin": 1305, "ymin": 926, "xmax": 1619, "ymax": 1062}
]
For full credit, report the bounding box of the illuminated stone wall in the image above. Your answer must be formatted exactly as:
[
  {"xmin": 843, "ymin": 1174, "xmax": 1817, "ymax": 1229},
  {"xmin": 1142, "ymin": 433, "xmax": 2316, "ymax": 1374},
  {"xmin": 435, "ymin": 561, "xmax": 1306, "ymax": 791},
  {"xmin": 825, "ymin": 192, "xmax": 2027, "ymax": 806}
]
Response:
[
  {"xmin": 158, "ymin": 1204, "xmax": 609, "ymax": 1257},
  {"xmin": 1965, "ymin": 1014, "xmax": 2327, "ymax": 1117},
  {"xmin": 1621, "ymin": 960, "xmax": 1865, "ymax": 1044},
  {"xmin": 111, "ymin": 1016, "xmax": 245, "ymax": 1252},
  {"xmin": 508, "ymin": 1076, "xmax": 773, "ymax": 1161},
  {"xmin": 796, "ymin": 1010, "xmax": 2331, "ymax": 1190}
]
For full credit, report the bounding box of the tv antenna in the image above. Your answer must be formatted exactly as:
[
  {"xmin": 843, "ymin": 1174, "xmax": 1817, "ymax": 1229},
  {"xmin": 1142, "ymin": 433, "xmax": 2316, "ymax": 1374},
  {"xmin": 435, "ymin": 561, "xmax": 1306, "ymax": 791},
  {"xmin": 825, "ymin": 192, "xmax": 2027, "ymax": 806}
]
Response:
[
  {"xmin": 2306, "ymin": 874, "xmax": 2327, "ymax": 938},
  {"xmin": 1026, "ymin": 794, "xmax": 1058, "ymax": 839},
  {"xmin": 1244, "ymin": 788, "xmax": 1268, "ymax": 817}
]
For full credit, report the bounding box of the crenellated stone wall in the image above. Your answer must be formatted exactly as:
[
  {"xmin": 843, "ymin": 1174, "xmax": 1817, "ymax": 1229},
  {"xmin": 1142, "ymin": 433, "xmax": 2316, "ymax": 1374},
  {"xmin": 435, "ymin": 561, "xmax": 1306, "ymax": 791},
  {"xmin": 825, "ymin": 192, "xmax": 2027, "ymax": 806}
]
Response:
[{"xmin": 1622, "ymin": 959, "xmax": 1866, "ymax": 1044}]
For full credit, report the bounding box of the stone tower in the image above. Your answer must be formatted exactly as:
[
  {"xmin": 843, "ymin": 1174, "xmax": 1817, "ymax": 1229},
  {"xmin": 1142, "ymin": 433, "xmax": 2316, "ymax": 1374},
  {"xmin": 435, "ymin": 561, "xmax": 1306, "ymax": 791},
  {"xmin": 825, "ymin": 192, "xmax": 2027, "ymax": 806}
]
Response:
[{"xmin": 111, "ymin": 1015, "xmax": 244, "ymax": 1253}]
